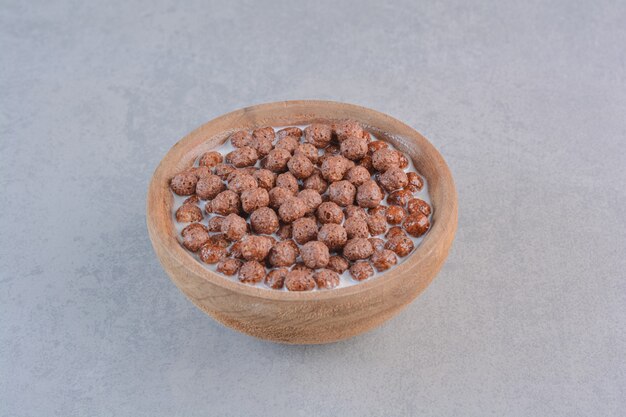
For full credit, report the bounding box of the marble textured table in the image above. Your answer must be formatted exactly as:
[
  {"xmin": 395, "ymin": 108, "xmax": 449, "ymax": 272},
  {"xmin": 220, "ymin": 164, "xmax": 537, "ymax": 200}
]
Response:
[{"xmin": 1, "ymin": 0, "xmax": 624, "ymax": 416}]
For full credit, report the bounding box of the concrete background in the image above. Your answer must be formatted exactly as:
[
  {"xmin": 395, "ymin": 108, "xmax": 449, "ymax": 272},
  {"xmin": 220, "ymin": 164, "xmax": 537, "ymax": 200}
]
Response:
[{"xmin": 1, "ymin": 0, "xmax": 625, "ymax": 416}]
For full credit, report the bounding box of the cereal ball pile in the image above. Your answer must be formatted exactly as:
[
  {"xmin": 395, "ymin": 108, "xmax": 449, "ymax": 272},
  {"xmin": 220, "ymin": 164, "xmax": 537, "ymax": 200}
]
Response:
[{"xmin": 170, "ymin": 122, "xmax": 432, "ymax": 291}]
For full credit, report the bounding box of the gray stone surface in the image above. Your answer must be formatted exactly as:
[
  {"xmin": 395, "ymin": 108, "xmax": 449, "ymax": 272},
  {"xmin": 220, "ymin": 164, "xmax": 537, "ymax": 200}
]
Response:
[{"xmin": 1, "ymin": 0, "xmax": 625, "ymax": 415}]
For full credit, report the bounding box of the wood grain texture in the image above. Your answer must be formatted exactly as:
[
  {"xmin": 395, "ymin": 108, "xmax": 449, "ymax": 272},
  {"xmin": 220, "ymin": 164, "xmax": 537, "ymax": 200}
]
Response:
[{"xmin": 146, "ymin": 100, "xmax": 458, "ymax": 344}]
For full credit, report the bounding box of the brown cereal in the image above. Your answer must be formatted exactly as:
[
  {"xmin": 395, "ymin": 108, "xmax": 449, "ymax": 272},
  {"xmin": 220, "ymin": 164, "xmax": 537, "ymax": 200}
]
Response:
[
  {"xmin": 239, "ymin": 235, "xmax": 273, "ymax": 261},
  {"xmin": 176, "ymin": 204, "xmax": 203, "ymax": 223},
  {"xmin": 398, "ymin": 153, "xmax": 409, "ymax": 169},
  {"xmin": 359, "ymin": 155, "xmax": 374, "ymax": 173},
  {"xmin": 198, "ymin": 151, "xmax": 223, "ymax": 168},
  {"xmin": 230, "ymin": 130, "xmax": 253, "ymax": 148},
  {"xmin": 287, "ymin": 154, "xmax": 315, "ymax": 179},
  {"xmin": 328, "ymin": 180, "xmax": 356, "ymax": 207},
  {"xmin": 265, "ymin": 267, "xmax": 288, "ymax": 289},
  {"xmin": 372, "ymin": 148, "xmax": 401, "ymax": 172},
  {"xmin": 226, "ymin": 146, "xmax": 258, "ymax": 168},
  {"xmin": 196, "ymin": 174, "xmax": 225, "ymax": 200},
  {"xmin": 276, "ymin": 223, "xmax": 292, "ymax": 240},
  {"xmin": 275, "ymin": 172, "xmax": 299, "ymax": 194},
  {"xmin": 214, "ymin": 163, "xmax": 236, "ymax": 180},
  {"xmin": 207, "ymin": 216, "xmax": 225, "ymax": 232},
  {"xmin": 387, "ymin": 189, "xmax": 412, "ymax": 206},
  {"xmin": 303, "ymin": 170, "xmax": 328, "ymax": 194},
  {"xmin": 304, "ymin": 123, "xmax": 333, "ymax": 148},
  {"xmin": 334, "ymin": 120, "xmax": 365, "ymax": 142},
  {"xmin": 251, "ymin": 127, "xmax": 275, "ymax": 157},
  {"xmin": 181, "ymin": 223, "xmax": 210, "ymax": 252},
  {"xmin": 253, "ymin": 169, "xmax": 276, "ymax": 190},
  {"xmin": 208, "ymin": 233, "xmax": 230, "ymax": 248},
  {"xmin": 345, "ymin": 166, "xmax": 371, "ymax": 186},
  {"xmin": 385, "ymin": 235, "xmax": 415, "ymax": 257},
  {"xmin": 385, "ymin": 205, "xmax": 407, "ymax": 225},
  {"xmin": 317, "ymin": 223, "xmax": 347, "ymax": 251},
  {"xmin": 386, "ymin": 226, "xmax": 407, "ymax": 239},
  {"xmin": 321, "ymin": 155, "xmax": 351, "ymax": 182},
  {"xmin": 379, "ymin": 167, "xmax": 409, "ymax": 192},
  {"xmin": 170, "ymin": 171, "xmax": 198, "ymax": 196},
  {"xmin": 316, "ymin": 201, "xmax": 344, "ymax": 224},
  {"xmin": 250, "ymin": 207, "xmax": 279, "ymax": 234},
  {"xmin": 277, "ymin": 126, "xmax": 302, "ymax": 140},
  {"xmin": 198, "ymin": 243, "xmax": 227, "ymax": 264},
  {"xmin": 275, "ymin": 135, "xmax": 299, "ymax": 154},
  {"xmin": 349, "ymin": 261, "xmax": 374, "ymax": 281},
  {"xmin": 366, "ymin": 213, "xmax": 387, "ymax": 236},
  {"xmin": 190, "ymin": 165, "xmax": 212, "ymax": 178},
  {"xmin": 263, "ymin": 148, "xmax": 291, "ymax": 173},
  {"xmin": 269, "ymin": 187, "xmax": 294, "ymax": 209},
  {"xmin": 356, "ymin": 180, "xmax": 383, "ymax": 208},
  {"xmin": 403, "ymin": 211, "xmax": 431, "ymax": 237},
  {"xmin": 220, "ymin": 213, "xmax": 247, "ymax": 241},
  {"xmin": 406, "ymin": 172, "xmax": 424, "ymax": 192},
  {"xmin": 227, "ymin": 172, "xmax": 257, "ymax": 194},
  {"xmin": 240, "ymin": 187, "xmax": 270, "ymax": 213},
  {"xmin": 238, "ymin": 261, "xmax": 265, "ymax": 284},
  {"xmin": 369, "ymin": 206, "xmax": 386, "ymax": 216},
  {"xmin": 340, "ymin": 136, "xmax": 368, "ymax": 161},
  {"xmin": 369, "ymin": 237, "xmax": 386, "ymax": 252},
  {"xmin": 211, "ymin": 190, "xmax": 241, "ymax": 215},
  {"xmin": 344, "ymin": 205, "xmax": 368, "ymax": 221},
  {"xmin": 343, "ymin": 238, "xmax": 374, "ymax": 261},
  {"xmin": 292, "ymin": 217, "xmax": 318, "ymax": 245},
  {"xmin": 327, "ymin": 255, "xmax": 349, "ymax": 274},
  {"xmin": 216, "ymin": 258, "xmax": 242, "ymax": 276},
  {"xmin": 344, "ymin": 216, "xmax": 370, "ymax": 239},
  {"xmin": 297, "ymin": 189, "xmax": 322, "ymax": 214},
  {"xmin": 371, "ymin": 249, "xmax": 397, "ymax": 272},
  {"xmin": 183, "ymin": 195, "xmax": 200, "ymax": 205},
  {"xmin": 407, "ymin": 198, "xmax": 431, "ymax": 216},
  {"xmin": 300, "ymin": 241, "xmax": 330, "ymax": 269},
  {"xmin": 278, "ymin": 196, "xmax": 307, "ymax": 223},
  {"xmin": 294, "ymin": 143, "xmax": 319, "ymax": 164},
  {"xmin": 285, "ymin": 269, "xmax": 316, "ymax": 291},
  {"xmin": 314, "ymin": 269, "xmax": 340, "ymax": 289},
  {"xmin": 368, "ymin": 140, "xmax": 388, "ymax": 154},
  {"xmin": 269, "ymin": 240, "xmax": 298, "ymax": 267},
  {"xmin": 229, "ymin": 240, "xmax": 244, "ymax": 259}
]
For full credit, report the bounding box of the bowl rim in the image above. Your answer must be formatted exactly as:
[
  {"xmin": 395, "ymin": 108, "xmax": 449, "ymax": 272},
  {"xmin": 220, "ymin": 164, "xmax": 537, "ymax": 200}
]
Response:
[{"xmin": 147, "ymin": 100, "xmax": 457, "ymax": 302}]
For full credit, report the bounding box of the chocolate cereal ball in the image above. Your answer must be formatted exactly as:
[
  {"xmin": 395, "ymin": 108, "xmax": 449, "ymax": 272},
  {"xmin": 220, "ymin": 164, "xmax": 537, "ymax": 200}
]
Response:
[
  {"xmin": 207, "ymin": 216, "xmax": 225, "ymax": 232},
  {"xmin": 304, "ymin": 123, "xmax": 333, "ymax": 148},
  {"xmin": 385, "ymin": 235, "xmax": 415, "ymax": 257},
  {"xmin": 277, "ymin": 126, "xmax": 302, "ymax": 140},
  {"xmin": 345, "ymin": 166, "xmax": 371, "ymax": 186},
  {"xmin": 181, "ymin": 223, "xmax": 210, "ymax": 252},
  {"xmin": 278, "ymin": 196, "xmax": 307, "ymax": 223},
  {"xmin": 366, "ymin": 213, "xmax": 387, "ymax": 236},
  {"xmin": 251, "ymin": 127, "xmax": 275, "ymax": 157},
  {"xmin": 303, "ymin": 170, "xmax": 328, "ymax": 194},
  {"xmin": 239, "ymin": 235, "xmax": 273, "ymax": 261},
  {"xmin": 340, "ymin": 137, "xmax": 368, "ymax": 160},
  {"xmin": 369, "ymin": 205, "xmax": 386, "ymax": 216},
  {"xmin": 321, "ymin": 155, "xmax": 352, "ymax": 182},
  {"xmin": 356, "ymin": 180, "xmax": 383, "ymax": 208},
  {"xmin": 216, "ymin": 258, "xmax": 242, "ymax": 276},
  {"xmin": 196, "ymin": 174, "xmax": 225, "ymax": 200},
  {"xmin": 190, "ymin": 166, "xmax": 212, "ymax": 179},
  {"xmin": 269, "ymin": 187, "xmax": 294, "ymax": 209},
  {"xmin": 372, "ymin": 148, "xmax": 401, "ymax": 172},
  {"xmin": 227, "ymin": 172, "xmax": 257, "ymax": 194},
  {"xmin": 368, "ymin": 140, "xmax": 388, "ymax": 155},
  {"xmin": 238, "ymin": 261, "xmax": 265, "ymax": 284},
  {"xmin": 371, "ymin": 249, "xmax": 397, "ymax": 272},
  {"xmin": 176, "ymin": 204, "xmax": 203, "ymax": 223},
  {"xmin": 198, "ymin": 243, "xmax": 227, "ymax": 264},
  {"xmin": 220, "ymin": 213, "xmax": 247, "ymax": 241},
  {"xmin": 407, "ymin": 198, "xmax": 431, "ymax": 216},
  {"xmin": 379, "ymin": 167, "xmax": 408, "ymax": 192},
  {"xmin": 294, "ymin": 143, "xmax": 319, "ymax": 164},
  {"xmin": 285, "ymin": 269, "xmax": 316, "ymax": 291},
  {"xmin": 316, "ymin": 201, "xmax": 344, "ymax": 224},
  {"xmin": 406, "ymin": 172, "xmax": 424, "ymax": 192},
  {"xmin": 263, "ymin": 148, "xmax": 291, "ymax": 173},
  {"xmin": 369, "ymin": 237, "xmax": 386, "ymax": 252},
  {"xmin": 386, "ymin": 226, "xmax": 407, "ymax": 239},
  {"xmin": 386, "ymin": 205, "xmax": 407, "ymax": 225},
  {"xmin": 334, "ymin": 120, "xmax": 364, "ymax": 142},
  {"xmin": 230, "ymin": 130, "xmax": 253, "ymax": 148},
  {"xmin": 297, "ymin": 189, "xmax": 322, "ymax": 214},
  {"xmin": 292, "ymin": 217, "xmax": 318, "ymax": 245},
  {"xmin": 300, "ymin": 241, "xmax": 330, "ymax": 269},
  {"xmin": 214, "ymin": 163, "xmax": 236, "ymax": 180},
  {"xmin": 403, "ymin": 211, "xmax": 431, "ymax": 237},
  {"xmin": 265, "ymin": 267, "xmax": 288, "ymax": 289},
  {"xmin": 349, "ymin": 261, "xmax": 374, "ymax": 281},
  {"xmin": 287, "ymin": 154, "xmax": 315, "ymax": 179},
  {"xmin": 398, "ymin": 153, "xmax": 409, "ymax": 169},
  {"xmin": 208, "ymin": 233, "xmax": 229, "ymax": 248},
  {"xmin": 344, "ymin": 216, "xmax": 370, "ymax": 239},
  {"xmin": 344, "ymin": 205, "xmax": 368, "ymax": 221},
  {"xmin": 183, "ymin": 195, "xmax": 200, "ymax": 205},
  {"xmin": 276, "ymin": 223, "xmax": 292, "ymax": 240},
  {"xmin": 276, "ymin": 172, "xmax": 299, "ymax": 194},
  {"xmin": 198, "ymin": 151, "xmax": 223, "ymax": 168},
  {"xmin": 343, "ymin": 238, "xmax": 374, "ymax": 261},
  {"xmin": 328, "ymin": 180, "xmax": 356, "ymax": 207},
  {"xmin": 317, "ymin": 223, "xmax": 347, "ymax": 251},
  {"xmin": 170, "ymin": 171, "xmax": 198, "ymax": 196},
  {"xmin": 250, "ymin": 207, "xmax": 279, "ymax": 234},
  {"xmin": 240, "ymin": 187, "xmax": 270, "ymax": 213},
  {"xmin": 211, "ymin": 190, "xmax": 241, "ymax": 215},
  {"xmin": 253, "ymin": 169, "xmax": 276, "ymax": 190},
  {"xmin": 269, "ymin": 240, "xmax": 298, "ymax": 267},
  {"xmin": 359, "ymin": 155, "xmax": 374, "ymax": 173},
  {"xmin": 226, "ymin": 146, "xmax": 258, "ymax": 168},
  {"xmin": 387, "ymin": 189, "xmax": 412, "ymax": 206},
  {"xmin": 314, "ymin": 269, "xmax": 340, "ymax": 289},
  {"xmin": 327, "ymin": 255, "xmax": 349, "ymax": 274}
]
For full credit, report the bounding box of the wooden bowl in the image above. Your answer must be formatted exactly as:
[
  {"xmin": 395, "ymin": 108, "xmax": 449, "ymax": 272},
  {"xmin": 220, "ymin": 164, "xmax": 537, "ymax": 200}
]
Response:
[{"xmin": 147, "ymin": 100, "xmax": 457, "ymax": 344}]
